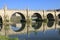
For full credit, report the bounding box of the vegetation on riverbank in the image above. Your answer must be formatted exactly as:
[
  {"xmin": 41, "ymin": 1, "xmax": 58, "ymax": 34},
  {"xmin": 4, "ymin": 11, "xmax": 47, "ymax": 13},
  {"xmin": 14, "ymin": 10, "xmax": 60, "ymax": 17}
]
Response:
[{"xmin": 0, "ymin": 35, "xmax": 18, "ymax": 40}]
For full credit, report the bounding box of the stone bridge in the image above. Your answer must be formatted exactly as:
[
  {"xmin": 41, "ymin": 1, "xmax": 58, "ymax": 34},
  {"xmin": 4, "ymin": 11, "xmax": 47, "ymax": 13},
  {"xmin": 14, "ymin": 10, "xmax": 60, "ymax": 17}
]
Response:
[{"xmin": 0, "ymin": 6, "xmax": 60, "ymax": 35}]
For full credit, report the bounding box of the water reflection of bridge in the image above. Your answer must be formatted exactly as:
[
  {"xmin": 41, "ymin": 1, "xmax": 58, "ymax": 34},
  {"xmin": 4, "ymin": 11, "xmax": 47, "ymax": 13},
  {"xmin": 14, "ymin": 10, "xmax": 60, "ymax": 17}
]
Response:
[{"xmin": 0, "ymin": 6, "xmax": 60, "ymax": 35}]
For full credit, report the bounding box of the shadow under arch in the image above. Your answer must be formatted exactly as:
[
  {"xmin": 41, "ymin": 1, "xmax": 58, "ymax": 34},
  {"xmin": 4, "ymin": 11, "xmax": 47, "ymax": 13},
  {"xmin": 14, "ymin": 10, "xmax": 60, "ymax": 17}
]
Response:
[
  {"xmin": 47, "ymin": 13, "xmax": 55, "ymax": 27},
  {"xmin": 0, "ymin": 16, "xmax": 3, "ymax": 31},
  {"xmin": 58, "ymin": 14, "xmax": 60, "ymax": 19},
  {"xmin": 10, "ymin": 12, "xmax": 26, "ymax": 32},
  {"xmin": 31, "ymin": 13, "xmax": 42, "ymax": 30},
  {"xmin": 58, "ymin": 14, "xmax": 60, "ymax": 25}
]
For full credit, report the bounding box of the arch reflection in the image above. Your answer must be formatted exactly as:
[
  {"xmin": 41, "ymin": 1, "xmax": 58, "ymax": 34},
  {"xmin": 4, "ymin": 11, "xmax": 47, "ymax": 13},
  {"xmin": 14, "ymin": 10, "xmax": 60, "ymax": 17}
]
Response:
[
  {"xmin": 31, "ymin": 13, "xmax": 42, "ymax": 29},
  {"xmin": 47, "ymin": 13, "xmax": 54, "ymax": 27},
  {"xmin": 11, "ymin": 12, "xmax": 26, "ymax": 32}
]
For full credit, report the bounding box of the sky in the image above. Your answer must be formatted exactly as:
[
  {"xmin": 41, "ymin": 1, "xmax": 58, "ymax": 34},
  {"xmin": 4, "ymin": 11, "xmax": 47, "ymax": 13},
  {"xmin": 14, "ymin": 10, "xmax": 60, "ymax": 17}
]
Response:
[{"xmin": 0, "ymin": 0, "xmax": 60, "ymax": 10}]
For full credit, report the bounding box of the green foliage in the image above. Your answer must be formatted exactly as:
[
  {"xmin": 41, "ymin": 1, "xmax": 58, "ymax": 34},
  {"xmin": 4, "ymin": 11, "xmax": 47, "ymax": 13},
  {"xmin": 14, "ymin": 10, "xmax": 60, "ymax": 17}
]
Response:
[
  {"xmin": 10, "ymin": 16, "xmax": 21, "ymax": 23},
  {"xmin": 8, "ymin": 38, "xmax": 18, "ymax": 40},
  {"xmin": 0, "ymin": 36, "xmax": 18, "ymax": 40}
]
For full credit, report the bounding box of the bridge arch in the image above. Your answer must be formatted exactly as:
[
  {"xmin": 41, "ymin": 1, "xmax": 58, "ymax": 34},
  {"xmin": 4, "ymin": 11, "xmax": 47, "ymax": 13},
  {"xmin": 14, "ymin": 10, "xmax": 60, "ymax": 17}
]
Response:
[
  {"xmin": 0, "ymin": 16, "xmax": 3, "ymax": 31},
  {"xmin": 47, "ymin": 13, "xmax": 54, "ymax": 27},
  {"xmin": 10, "ymin": 12, "xmax": 26, "ymax": 32},
  {"xmin": 31, "ymin": 13, "xmax": 42, "ymax": 30},
  {"xmin": 58, "ymin": 14, "xmax": 60, "ymax": 25},
  {"xmin": 58, "ymin": 14, "xmax": 60, "ymax": 19}
]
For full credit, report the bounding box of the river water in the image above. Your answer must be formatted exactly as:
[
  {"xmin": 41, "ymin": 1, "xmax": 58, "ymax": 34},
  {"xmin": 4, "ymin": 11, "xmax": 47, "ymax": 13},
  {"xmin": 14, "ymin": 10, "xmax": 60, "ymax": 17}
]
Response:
[
  {"xmin": 8, "ymin": 13, "xmax": 60, "ymax": 40},
  {"xmin": 9, "ymin": 29, "xmax": 60, "ymax": 40}
]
